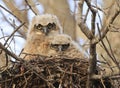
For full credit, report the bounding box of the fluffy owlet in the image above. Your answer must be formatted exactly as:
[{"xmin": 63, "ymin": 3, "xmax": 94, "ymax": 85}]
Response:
[
  {"xmin": 20, "ymin": 14, "xmax": 63, "ymax": 60},
  {"xmin": 49, "ymin": 34, "xmax": 85, "ymax": 59}
]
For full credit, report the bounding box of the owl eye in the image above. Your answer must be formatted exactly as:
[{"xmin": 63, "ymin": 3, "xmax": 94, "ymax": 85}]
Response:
[
  {"xmin": 47, "ymin": 23, "xmax": 56, "ymax": 29},
  {"xmin": 50, "ymin": 44, "xmax": 59, "ymax": 50},
  {"xmin": 34, "ymin": 24, "xmax": 43, "ymax": 30},
  {"xmin": 37, "ymin": 24, "xmax": 43, "ymax": 30},
  {"xmin": 61, "ymin": 43, "xmax": 70, "ymax": 51},
  {"xmin": 50, "ymin": 43, "xmax": 70, "ymax": 51}
]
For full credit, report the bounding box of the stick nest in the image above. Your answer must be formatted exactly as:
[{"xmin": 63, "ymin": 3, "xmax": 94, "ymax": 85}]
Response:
[
  {"xmin": 0, "ymin": 55, "xmax": 88, "ymax": 88},
  {"xmin": 0, "ymin": 55, "xmax": 111, "ymax": 88}
]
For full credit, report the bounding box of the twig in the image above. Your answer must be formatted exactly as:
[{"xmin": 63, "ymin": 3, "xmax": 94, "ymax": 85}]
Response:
[
  {"xmin": 0, "ymin": 3, "xmax": 28, "ymax": 32},
  {"xmin": 70, "ymin": 64, "xmax": 73, "ymax": 88},
  {"xmin": 0, "ymin": 10, "xmax": 26, "ymax": 39},
  {"xmin": 78, "ymin": 1, "xmax": 94, "ymax": 40},
  {"xmin": 91, "ymin": 70, "xmax": 120, "ymax": 80},
  {"xmin": 0, "ymin": 35, "xmax": 23, "ymax": 40},
  {"xmin": 0, "ymin": 4, "xmax": 22, "ymax": 23},
  {"xmin": 0, "ymin": 28, "xmax": 13, "ymax": 52},
  {"xmin": 97, "ymin": 12, "xmax": 103, "ymax": 27},
  {"xmin": 97, "ymin": 24, "xmax": 114, "ymax": 61},
  {"xmin": 0, "ymin": 28, "xmax": 6, "ymax": 41},
  {"xmin": 92, "ymin": 7, "xmax": 120, "ymax": 44},
  {"xmin": 78, "ymin": 0, "xmax": 84, "ymax": 17},
  {"xmin": 78, "ymin": 1, "xmax": 98, "ymax": 87},
  {"xmin": 25, "ymin": 0, "xmax": 37, "ymax": 15},
  {"xmin": 78, "ymin": 22, "xmax": 93, "ymax": 39},
  {"xmin": 97, "ymin": 23, "xmax": 119, "ymax": 70},
  {"xmin": 0, "ymin": 42, "xmax": 24, "ymax": 62},
  {"xmin": 101, "ymin": 54, "xmax": 114, "ymax": 72},
  {"xmin": 105, "ymin": 37, "xmax": 116, "ymax": 61},
  {"xmin": 85, "ymin": 0, "xmax": 97, "ymax": 14},
  {"xmin": 4, "ymin": 22, "xmax": 25, "ymax": 46},
  {"xmin": 91, "ymin": 5, "xmax": 106, "ymax": 15},
  {"xmin": 83, "ymin": 8, "xmax": 89, "ymax": 23},
  {"xmin": 100, "ymin": 78, "xmax": 106, "ymax": 88},
  {"xmin": 110, "ymin": 75, "xmax": 120, "ymax": 80}
]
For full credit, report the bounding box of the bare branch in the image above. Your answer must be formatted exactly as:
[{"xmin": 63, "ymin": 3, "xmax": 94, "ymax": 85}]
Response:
[
  {"xmin": 0, "ymin": 42, "xmax": 24, "ymax": 62},
  {"xmin": 78, "ymin": 1, "xmax": 94, "ymax": 39},
  {"xmin": 83, "ymin": 8, "xmax": 89, "ymax": 23},
  {"xmin": 91, "ymin": 70, "xmax": 120, "ymax": 80},
  {"xmin": 25, "ymin": 0, "xmax": 38, "ymax": 15},
  {"xmin": 4, "ymin": 23, "xmax": 25, "ymax": 46},
  {"xmin": 97, "ymin": 23, "xmax": 120, "ymax": 73},
  {"xmin": 1, "ymin": 0, "xmax": 28, "ymax": 31},
  {"xmin": 79, "ymin": 0, "xmax": 97, "ymax": 88},
  {"xmin": 92, "ymin": 8, "xmax": 120, "ymax": 44},
  {"xmin": 105, "ymin": 37, "xmax": 117, "ymax": 63},
  {"xmin": 91, "ymin": 5, "xmax": 106, "ymax": 15},
  {"xmin": 101, "ymin": 54, "xmax": 114, "ymax": 72},
  {"xmin": 78, "ymin": 0, "xmax": 84, "ymax": 17},
  {"xmin": 0, "ymin": 11, "xmax": 26, "ymax": 39},
  {"xmin": 0, "ymin": 4, "xmax": 21, "ymax": 22},
  {"xmin": 78, "ymin": 22, "xmax": 93, "ymax": 39},
  {"xmin": 85, "ymin": 0, "xmax": 97, "ymax": 14}
]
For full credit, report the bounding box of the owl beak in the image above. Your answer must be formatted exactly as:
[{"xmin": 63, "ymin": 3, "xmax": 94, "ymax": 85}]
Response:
[
  {"xmin": 58, "ymin": 45, "xmax": 62, "ymax": 52},
  {"xmin": 43, "ymin": 27, "xmax": 48, "ymax": 35}
]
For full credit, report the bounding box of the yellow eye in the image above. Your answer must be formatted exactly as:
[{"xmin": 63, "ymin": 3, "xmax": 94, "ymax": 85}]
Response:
[
  {"xmin": 50, "ymin": 44, "xmax": 59, "ymax": 51},
  {"xmin": 34, "ymin": 24, "xmax": 43, "ymax": 30}
]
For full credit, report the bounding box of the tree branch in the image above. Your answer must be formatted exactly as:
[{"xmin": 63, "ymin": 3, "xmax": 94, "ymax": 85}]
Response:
[
  {"xmin": 4, "ymin": 23, "xmax": 25, "ymax": 46},
  {"xmin": 0, "ymin": 4, "xmax": 21, "ymax": 22},
  {"xmin": 78, "ymin": 0, "xmax": 98, "ymax": 87},
  {"xmin": 0, "ymin": 11, "xmax": 26, "ymax": 39},
  {"xmin": 1, "ymin": 0, "xmax": 28, "ymax": 32},
  {"xmin": 92, "ymin": 7, "xmax": 120, "ymax": 44},
  {"xmin": 90, "ymin": 71, "xmax": 120, "ymax": 80},
  {"xmin": 78, "ymin": 22, "xmax": 94, "ymax": 39},
  {"xmin": 78, "ymin": 1, "xmax": 94, "ymax": 40},
  {"xmin": 25, "ymin": 0, "xmax": 38, "ymax": 15},
  {"xmin": 85, "ymin": 0, "xmax": 97, "ymax": 14},
  {"xmin": 0, "ymin": 42, "xmax": 24, "ymax": 62}
]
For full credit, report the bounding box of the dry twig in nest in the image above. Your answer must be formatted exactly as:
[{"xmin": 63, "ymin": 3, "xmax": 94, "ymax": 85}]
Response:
[
  {"xmin": 0, "ymin": 55, "xmax": 112, "ymax": 88},
  {"xmin": 0, "ymin": 55, "xmax": 88, "ymax": 88}
]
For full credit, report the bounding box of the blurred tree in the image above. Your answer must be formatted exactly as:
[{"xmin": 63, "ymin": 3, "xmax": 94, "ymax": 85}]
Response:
[{"xmin": 97, "ymin": 0, "xmax": 120, "ymax": 74}]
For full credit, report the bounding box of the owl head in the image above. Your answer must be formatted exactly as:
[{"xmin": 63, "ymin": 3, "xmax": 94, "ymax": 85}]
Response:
[
  {"xmin": 28, "ymin": 14, "xmax": 63, "ymax": 36},
  {"xmin": 50, "ymin": 34, "xmax": 72, "ymax": 52}
]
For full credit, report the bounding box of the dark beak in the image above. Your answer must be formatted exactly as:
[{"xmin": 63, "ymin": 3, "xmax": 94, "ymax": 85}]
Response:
[{"xmin": 42, "ymin": 27, "xmax": 48, "ymax": 35}]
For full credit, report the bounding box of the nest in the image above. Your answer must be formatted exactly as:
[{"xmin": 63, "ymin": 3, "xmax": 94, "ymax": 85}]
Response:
[{"xmin": 0, "ymin": 55, "xmax": 112, "ymax": 88}]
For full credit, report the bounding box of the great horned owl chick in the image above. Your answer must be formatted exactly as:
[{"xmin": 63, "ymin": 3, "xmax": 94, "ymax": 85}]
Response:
[
  {"xmin": 20, "ymin": 14, "xmax": 63, "ymax": 60},
  {"xmin": 28, "ymin": 14, "xmax": 63, "ymax": 37},
  {"xmin": 49, "ymin": 34, "xmax": 85, "ymax": 59}
]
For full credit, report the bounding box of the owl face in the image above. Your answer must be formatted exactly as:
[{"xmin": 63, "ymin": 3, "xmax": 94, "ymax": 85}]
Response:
[
  {"xmin": 34, "ymin": 22, "xmax": 56, "ymax": 35},
  {"xmin": 28, "ymin": 14, "xmax": 63, "ymax": 36},
  {"xmin": 50, "ymin": 34, "xmax": 72, "ymax": 52},
  {"xmin": 50, "ymin": 43, "xmax": 70, "ymax": 52}
]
